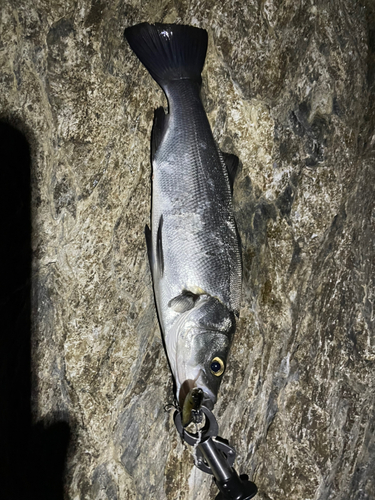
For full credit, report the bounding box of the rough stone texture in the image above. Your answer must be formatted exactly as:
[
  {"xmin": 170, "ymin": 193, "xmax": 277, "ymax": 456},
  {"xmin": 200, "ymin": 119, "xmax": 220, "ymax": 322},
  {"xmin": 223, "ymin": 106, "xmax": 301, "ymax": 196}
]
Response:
[{"xmin": 1, "ymin": 0, "xmax": 375, "ymax": 499}]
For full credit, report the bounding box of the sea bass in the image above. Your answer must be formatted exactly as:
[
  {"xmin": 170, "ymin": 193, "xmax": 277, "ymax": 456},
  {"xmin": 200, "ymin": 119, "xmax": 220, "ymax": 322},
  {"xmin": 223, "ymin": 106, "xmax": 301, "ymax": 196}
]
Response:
[{"xmin": 125, "ymin": 23, "xmax": 241, "ymax": 425}]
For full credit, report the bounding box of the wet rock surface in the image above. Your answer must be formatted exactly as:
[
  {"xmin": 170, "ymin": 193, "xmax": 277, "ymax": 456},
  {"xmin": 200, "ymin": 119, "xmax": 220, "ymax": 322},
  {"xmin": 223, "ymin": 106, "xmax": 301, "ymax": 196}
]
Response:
[{"xmin": 1, "ymin": 1, "xmax": 375, "ymax": 498}]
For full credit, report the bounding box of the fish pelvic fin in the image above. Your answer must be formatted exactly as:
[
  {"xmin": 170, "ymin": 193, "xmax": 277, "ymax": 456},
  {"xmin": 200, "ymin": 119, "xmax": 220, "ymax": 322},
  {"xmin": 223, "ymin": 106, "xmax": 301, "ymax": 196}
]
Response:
[{"xmin": 124, "ymin": 23, "xmax": 208, "ymax": 90}]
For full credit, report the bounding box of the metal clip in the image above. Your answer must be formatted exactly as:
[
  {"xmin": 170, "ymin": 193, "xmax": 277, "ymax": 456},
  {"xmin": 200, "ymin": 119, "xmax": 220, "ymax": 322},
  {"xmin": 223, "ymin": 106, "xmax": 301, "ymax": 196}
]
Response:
[
  {"xmin": 174, "ymin": 407, "xmax": 258, "ymax": 500},
  {"xmin": 174, "ymin": 406, "xmax": 219, "ymax": 445}
]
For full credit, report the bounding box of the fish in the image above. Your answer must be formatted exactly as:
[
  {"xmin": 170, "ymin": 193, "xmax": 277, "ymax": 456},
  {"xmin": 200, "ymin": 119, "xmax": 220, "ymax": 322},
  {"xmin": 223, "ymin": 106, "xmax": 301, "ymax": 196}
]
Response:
[{"xmin": 125, "ymin": 23, "xmax": 241, "ymax": 426}]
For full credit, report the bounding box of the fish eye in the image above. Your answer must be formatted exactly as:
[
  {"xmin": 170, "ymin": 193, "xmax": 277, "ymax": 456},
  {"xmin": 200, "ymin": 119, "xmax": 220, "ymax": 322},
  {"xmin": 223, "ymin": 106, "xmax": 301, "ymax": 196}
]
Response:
[{"xmin": 210, "ymin": 357, "xmax": 225, "ymax": 376}]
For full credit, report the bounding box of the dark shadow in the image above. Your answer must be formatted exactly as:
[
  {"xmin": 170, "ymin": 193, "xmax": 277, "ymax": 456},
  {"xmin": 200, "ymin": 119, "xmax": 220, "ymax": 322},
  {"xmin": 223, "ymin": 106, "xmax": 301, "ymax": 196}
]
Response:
[{"xmin": 0, "ymin": 122, "xmax": 70, "ymax": 500}]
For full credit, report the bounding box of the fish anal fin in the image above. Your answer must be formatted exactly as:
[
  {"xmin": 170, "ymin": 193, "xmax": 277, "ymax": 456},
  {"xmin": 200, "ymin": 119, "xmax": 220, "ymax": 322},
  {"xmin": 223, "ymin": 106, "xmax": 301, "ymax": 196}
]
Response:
[
  {"xmin": 145, "ymin": 224, "xmax": 153, "ymax": 274},
  {"xmin": 152, "ymin": 107, "xmax": 168, "ymax": 161},
  {"xmin": 156, "ymin": 215, "xmax": 164, "ymax": 277}
]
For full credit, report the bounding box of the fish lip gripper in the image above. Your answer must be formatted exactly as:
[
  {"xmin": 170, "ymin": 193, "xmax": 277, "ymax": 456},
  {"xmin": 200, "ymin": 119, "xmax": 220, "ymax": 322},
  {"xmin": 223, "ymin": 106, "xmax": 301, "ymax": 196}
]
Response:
[{"xmin": 174, "ymin": 406, "xmax": 258, "ymax": 500}]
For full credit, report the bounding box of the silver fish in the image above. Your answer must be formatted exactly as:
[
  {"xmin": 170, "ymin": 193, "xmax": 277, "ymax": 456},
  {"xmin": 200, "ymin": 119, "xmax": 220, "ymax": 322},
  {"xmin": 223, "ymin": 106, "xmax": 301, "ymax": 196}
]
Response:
[{"xmin": 125, "ymin": 23, "xmax": 241, "ymax": 425}]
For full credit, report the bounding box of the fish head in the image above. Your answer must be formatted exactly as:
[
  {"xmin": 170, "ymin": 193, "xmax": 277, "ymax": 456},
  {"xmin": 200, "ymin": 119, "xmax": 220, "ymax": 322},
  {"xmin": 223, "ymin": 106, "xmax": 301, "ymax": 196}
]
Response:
[
  {"xmin": 177, "ymin": 329, "xmax": 231, "ymax": 409},
  {"xmin": 168, "ymin": 294, "xmax": 236, "ymax": 424}
]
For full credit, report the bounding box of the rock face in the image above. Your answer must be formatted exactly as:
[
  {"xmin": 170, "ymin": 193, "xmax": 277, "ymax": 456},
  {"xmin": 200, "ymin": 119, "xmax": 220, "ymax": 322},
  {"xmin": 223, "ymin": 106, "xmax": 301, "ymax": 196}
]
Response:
[{"xmin": 1, "ymin": 1, "xmax": 375, "ymax": 499}]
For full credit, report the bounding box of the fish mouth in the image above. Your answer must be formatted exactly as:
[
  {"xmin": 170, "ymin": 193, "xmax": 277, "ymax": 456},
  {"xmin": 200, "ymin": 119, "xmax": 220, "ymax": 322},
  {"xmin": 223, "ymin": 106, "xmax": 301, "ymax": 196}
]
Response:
[
  {"xmin": 179, "ymin": 380, "xmax": 203, "ymax": 427},
  {"xmin": 179, "ymin": 379, "xmax": 215, "ymax": 426}
]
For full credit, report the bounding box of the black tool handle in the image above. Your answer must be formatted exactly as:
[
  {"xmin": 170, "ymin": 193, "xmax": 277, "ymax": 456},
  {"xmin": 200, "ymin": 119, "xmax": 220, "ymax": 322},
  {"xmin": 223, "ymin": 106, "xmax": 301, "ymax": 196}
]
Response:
[
  {"xmin": 214, "ymin": 473, "xmax": 258, "ymax": 500},
  {"xmin": 197, "ymin": 438, "xmax": 257, "ymax": 500}
]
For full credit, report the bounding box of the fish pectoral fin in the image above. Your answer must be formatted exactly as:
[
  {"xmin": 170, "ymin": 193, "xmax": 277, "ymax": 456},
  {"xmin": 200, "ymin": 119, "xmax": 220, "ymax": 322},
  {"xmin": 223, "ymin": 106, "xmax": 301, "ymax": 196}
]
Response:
[
  {"xmin": 151, "ymin": 107, "xmax": 168, "ymax": 161},
  {"xmin": 156, "ymin": 214, "xmax": 164, "ymax": 277},
  {"xmin": 220, "ymin": 151, "xmax": 239, "ymax": 194},
  {"xmin": 168, "ymin": 290, "xmax": 199, "ymax": 313}
]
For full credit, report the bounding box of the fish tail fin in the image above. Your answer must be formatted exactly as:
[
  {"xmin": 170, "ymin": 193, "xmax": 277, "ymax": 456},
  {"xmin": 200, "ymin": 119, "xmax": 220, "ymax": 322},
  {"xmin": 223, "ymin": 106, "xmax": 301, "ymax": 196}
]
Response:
[{"xmin": 124, "ymin": 23, "xmax": 208, "ymax": 89}]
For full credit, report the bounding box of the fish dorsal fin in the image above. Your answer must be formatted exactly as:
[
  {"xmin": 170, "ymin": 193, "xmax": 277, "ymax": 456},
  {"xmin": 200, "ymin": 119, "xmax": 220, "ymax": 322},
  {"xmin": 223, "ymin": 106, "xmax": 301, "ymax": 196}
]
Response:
[
  {"xmin": 156, "ymin": 214, "xmax": 164, "ymax": 277},
  {"xmin": 168, "ymin": 290, "xmax": 199, "ymax": 313},
  {"xmin": 151, "ymin": 107, "xmax": 168, "ymax": 161},
  {"xmin": 221, "ymin": 151, "xmax": 239, "ymax": 194}
]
